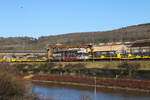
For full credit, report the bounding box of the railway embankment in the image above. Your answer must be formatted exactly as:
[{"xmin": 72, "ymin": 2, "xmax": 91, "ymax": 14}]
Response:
[
  {"xmin": 2, "ymin": 61, "xmax": 150, "ymax": 92},
  {"xmin": 10, "ymin": 61, "xmax": 150, "ymax": 79}
]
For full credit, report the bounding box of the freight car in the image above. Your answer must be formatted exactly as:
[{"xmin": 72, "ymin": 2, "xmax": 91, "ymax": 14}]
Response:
[{"xmin": 88, "ymin": 51, "xmax": 121, "ymax": 60}]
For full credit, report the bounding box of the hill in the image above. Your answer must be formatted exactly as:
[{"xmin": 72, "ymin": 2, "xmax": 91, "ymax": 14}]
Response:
[{"xmin": 0, "ymin": 23, "xmax": 150, "ymax": 50}]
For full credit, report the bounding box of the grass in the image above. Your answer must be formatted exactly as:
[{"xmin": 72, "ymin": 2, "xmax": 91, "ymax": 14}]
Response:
[{"xmin": 10, "ymin": 61, "xmax": 150, "ymax": 71}]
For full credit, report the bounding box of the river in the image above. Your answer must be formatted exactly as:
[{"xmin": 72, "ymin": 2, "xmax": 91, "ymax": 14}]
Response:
[{"xmin": 31, "ymin": 83, "xmax": 150, "ymax": 100}]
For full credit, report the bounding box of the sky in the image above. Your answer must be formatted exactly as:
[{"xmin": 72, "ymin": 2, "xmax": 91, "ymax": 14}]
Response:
[{"xmin": 0, "ymin": 0, "xmax": 150, "ymax": 38}]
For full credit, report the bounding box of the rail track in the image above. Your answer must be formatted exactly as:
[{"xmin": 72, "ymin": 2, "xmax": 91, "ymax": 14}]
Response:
[{"xmin": 2, "ymin": 59, "xmax": 149, "ymax": 64}]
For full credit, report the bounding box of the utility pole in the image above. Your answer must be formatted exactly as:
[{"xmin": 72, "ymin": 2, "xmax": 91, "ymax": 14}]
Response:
[{"xmin": 94, "ymin": 77, "xmax": 97, "ymax": 100}]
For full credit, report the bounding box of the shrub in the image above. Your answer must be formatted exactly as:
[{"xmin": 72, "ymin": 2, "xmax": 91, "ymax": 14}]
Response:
[
  {"xmin": 0, "ymin": 63, "xmax": 41, "ymax": 100},
  {"xmin": 0, "ymin": 72, "xmax": 27, "ymax": 100},
  {"xmin": 64, "ymin": 63, "xmax": 86, "ymax": 75},
  {"xmin": 117, "ymin": 62, "xmax": 140, "ymax": 78}
]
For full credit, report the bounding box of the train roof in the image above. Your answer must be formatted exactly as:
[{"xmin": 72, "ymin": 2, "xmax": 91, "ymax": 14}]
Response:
[
  {"xmin": 93, "ymin": 45, "xmax": 125, "ymax": 52},
  {"xmin": 53, "ymin": 50, "xmax": 78, "ymax": 53},
  {"xmin": 131, "ymin": 39, "xmax": 150, "ymax": 47},
  {"xmin": 49, "ymin": 45, "xmax": 91, "ymax": 49}
]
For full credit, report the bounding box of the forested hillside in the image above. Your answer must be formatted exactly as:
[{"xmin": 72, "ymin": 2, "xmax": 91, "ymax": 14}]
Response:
[{"xmin": 0, "ymin": 23, "xmax": 150, "ymax": 50}]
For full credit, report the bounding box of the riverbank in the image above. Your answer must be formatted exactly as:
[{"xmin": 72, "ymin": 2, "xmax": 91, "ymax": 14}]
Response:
[
  {"xmin": 25, "ymin": 74, "xmax": 150, "ymax": 93},
  {"xmin": 10, "ymin": 61, "xmax": 150, "ymax": 79},
  {"xmin": 4, "ymin": 61, "xmax": 150, "ymax": 93}
]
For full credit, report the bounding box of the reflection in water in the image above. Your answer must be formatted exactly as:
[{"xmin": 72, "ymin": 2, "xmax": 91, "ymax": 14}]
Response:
[{"xmin": 32, "ymin": 83, "xmax": 150, "ymax": 100}]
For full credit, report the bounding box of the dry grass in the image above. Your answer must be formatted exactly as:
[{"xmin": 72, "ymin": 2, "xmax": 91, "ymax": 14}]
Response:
[{"xmin": 0, "ymin": 63, "xmax": 48, "ymax": 100}]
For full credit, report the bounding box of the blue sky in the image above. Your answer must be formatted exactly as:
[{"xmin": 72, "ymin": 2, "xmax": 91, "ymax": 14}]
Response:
[{"xmin": 0, "ymin": 0, "xmax": 150, "ymax": 38}]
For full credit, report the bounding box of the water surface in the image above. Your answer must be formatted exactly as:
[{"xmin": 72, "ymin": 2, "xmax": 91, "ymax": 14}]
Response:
[{"xmin": 32, "ymin": 83, "xmax": 150, "ymax": 100}]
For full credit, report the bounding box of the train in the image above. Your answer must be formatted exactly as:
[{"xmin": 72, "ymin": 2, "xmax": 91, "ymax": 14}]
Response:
[
  {"xmin": 0, "ymin": 50, "xmax": 150, "ymax": 62},
  {"xmin": 1, "ymin": 41, "xmax": 150, "ymax": 62},
  {"xmin": 0, "ymin": 55, "xmax": 47, "ymax": 62},
  {"xmin": 0, "ymin": 52, "xmax": 150, "ymax": 62},
  {"xmin": 51, "ymin": 51, "xmax": 150, "ymax": 62}
]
